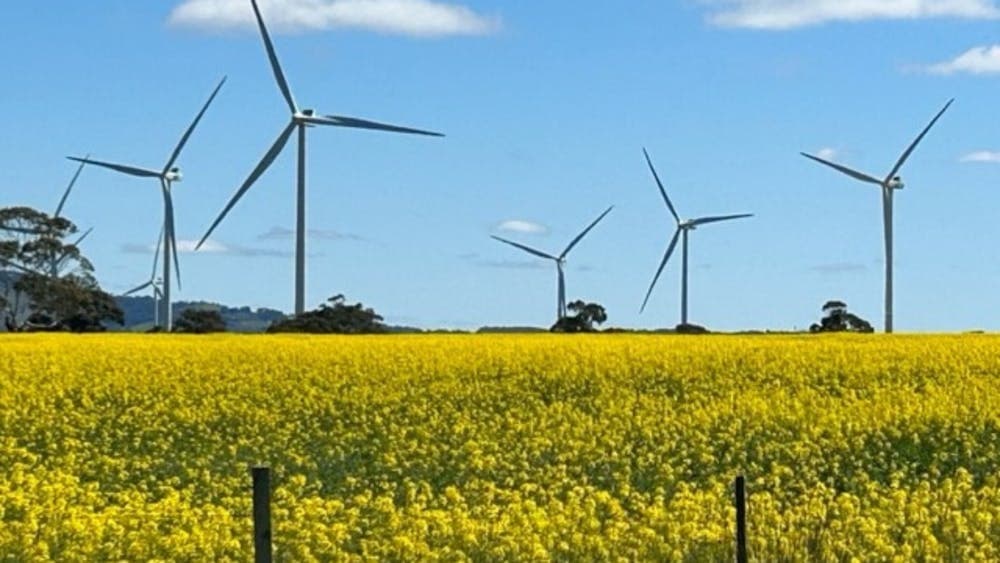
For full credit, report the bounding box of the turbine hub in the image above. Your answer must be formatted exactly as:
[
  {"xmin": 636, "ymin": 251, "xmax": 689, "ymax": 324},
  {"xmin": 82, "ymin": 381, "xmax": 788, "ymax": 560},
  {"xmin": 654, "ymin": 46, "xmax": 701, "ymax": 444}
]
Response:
[{"xmin": 888, "ymin": 176, "xmax": 904, "ymax": 190}]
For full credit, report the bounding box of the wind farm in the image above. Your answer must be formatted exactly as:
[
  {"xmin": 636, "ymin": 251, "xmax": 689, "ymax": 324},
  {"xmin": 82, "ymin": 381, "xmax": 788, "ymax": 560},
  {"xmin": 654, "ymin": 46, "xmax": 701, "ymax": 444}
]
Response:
[{"xmin": 5, "ymin": 2, "xmax": 1000, "ymax": 560}]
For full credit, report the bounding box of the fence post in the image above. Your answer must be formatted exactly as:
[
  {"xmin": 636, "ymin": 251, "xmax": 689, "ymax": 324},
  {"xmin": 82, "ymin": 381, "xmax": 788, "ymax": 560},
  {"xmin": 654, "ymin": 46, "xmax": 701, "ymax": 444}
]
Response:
[
  {"xmin": 735, "ymin": 475, "xmax": 748, "ymax": 563},
  {"xmin": 252, "ymin": 466, "xmax": 273, "ymax": 563}
]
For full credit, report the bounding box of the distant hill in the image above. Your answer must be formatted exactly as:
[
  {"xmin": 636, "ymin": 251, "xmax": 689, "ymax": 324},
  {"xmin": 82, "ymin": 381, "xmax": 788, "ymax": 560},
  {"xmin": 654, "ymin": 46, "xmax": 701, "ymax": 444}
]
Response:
[{"xmin": 115, "ymin": 296, "xmax": 287, "ymax": 332}]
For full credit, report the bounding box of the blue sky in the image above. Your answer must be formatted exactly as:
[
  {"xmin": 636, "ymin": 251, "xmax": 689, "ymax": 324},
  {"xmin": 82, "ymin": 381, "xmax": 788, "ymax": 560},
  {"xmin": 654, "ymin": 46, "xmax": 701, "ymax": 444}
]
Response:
[{"xmin": 2, "ymin": 0, "xmax": 1000, "ymax": 331}]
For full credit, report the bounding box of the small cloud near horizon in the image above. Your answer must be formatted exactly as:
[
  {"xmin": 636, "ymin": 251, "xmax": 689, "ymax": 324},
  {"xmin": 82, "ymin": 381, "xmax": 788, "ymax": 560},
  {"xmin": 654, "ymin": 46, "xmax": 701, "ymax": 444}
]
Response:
[
  {"xmin": 494, "ymin": 219, "xmax": 549, "ymax": 236},
  {"xmin": 258, "ymin": 226, "xmax": 365, "ymax": 242},
  {"xmin": 702, "ymin": 0, "xmax": 1000, "ymax": 29},
  {"xmin": 961, "ymin": 151, "xmax": 1000, "ymax": 163},
  {"xmin": 122, "ymin": 239, "xmax": 291, "ymax": 258},
  {"xmin": 169, "ymin": 0, "xmax": 501, "ymax": 37}
]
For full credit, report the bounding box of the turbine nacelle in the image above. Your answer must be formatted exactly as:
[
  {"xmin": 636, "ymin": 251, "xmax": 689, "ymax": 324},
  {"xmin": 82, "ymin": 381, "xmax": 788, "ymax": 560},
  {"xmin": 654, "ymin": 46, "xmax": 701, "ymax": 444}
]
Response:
[
  {"xmin": 888, "ymin": 176, "xmax": 904, "ymax": 190},
  {"xmin": 165, "ymin": 168, "xmax": 183, "ymax": 183},
  {"xmin": 294, "ymin": 109, "xmax": 317, "ymax": 122},
  {"xmin": 678, "ymin": 219, "xmax": 696, "ymax": 230}
]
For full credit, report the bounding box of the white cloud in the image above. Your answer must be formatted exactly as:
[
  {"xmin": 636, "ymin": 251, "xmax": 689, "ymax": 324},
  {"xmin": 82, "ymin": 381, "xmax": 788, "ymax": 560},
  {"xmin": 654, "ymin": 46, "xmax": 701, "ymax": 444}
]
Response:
[
  {"xmin": 924, "ymin": 45, "xmax": 1000, "ymax": 75},
  {"xmin": 704, "ymin": 0, "xmax": 1000, "ymax": 29},
  {"xmin": 170, "ymin": 0, "xmax": 500, "ymax": 37},
  {"xmin": 960, "ymin": 150, "xmax": 1000, "ymax": 163},
  {"xmin": 122, "ymin": 239, "xmax": 290, "ymax": 257},
  {"xmin": 816, "ymin": 147, "xmax": 838, "ymax": 161},
  {"xmin": 495, "ymin": 220, "xmax": 549, "ymax": 235}
]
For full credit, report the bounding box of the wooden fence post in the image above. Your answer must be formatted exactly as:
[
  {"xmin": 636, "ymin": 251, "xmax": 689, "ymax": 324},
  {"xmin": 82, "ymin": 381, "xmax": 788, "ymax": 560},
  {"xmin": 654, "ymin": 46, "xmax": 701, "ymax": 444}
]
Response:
[
  {"xmin": 252, "ymin": 466, "xmax": 273, "ymax": 563},
  {"xmin": 735, "ymin": 475, "xmax": 748, "ymax": 563}
]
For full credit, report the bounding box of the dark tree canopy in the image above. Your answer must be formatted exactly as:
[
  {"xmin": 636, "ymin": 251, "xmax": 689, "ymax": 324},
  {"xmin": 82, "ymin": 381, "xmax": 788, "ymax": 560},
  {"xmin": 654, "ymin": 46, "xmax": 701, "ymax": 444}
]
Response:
[
  {"xmin": 551, "ymin": 300, "xmax": 608, "ymax": 333},
  {"xmin": 174, "ymin": 308, "xmax": 227, "ymax": 334},
  {"xmin": 1, "ymin": 207, "xmax": 121, "ymax": 332},
  {"xmin": 810, "ymin": 300, "xmax": 874, "ymax": 333},
  {"xmin": 268, "ymin": 294, "xmax": 387, "ymax": 334}
]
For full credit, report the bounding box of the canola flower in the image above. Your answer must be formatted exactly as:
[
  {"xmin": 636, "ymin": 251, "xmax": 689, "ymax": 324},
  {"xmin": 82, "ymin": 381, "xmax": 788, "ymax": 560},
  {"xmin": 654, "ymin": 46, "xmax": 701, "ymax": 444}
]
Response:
[{"xmin": 1, "ymin": 334, "xmax": 1000, "ymax": 561}]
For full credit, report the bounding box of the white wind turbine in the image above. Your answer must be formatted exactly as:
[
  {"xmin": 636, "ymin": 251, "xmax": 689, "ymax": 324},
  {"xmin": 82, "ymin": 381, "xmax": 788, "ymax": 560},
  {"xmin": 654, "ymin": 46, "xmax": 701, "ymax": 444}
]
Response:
[
  {"xmin": 197, "ymin": 0, "xmax": 443, "ymax": 316},
  {"xmin": 640, "ymin": 149, "xmax": 752, "ymax": 326},
  {"xmin": 492, "ymin": 206, "xmax": 614, "ymax": 321},
  {"xmin": 801, "ymin": 99, "xmax": 953, "ymax": 333},
  {"xmin": 68, "ymin": 77, "xmax": 226, "ymax": 331},
  {"xmin": 123, "ymin": 226, "xmax": 165, "ymax": 329}
]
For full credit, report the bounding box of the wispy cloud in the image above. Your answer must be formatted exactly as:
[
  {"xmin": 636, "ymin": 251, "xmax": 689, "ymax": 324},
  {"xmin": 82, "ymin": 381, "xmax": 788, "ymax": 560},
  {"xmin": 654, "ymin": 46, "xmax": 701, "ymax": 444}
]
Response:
[
  {"xmin": 703, "ymin": 0, "xmax": 1000, "ymax": 29},
  {"xmin": 169, "ymin": 0, "xmax": 500, "ymax": 37},
  {"xmin": 810, "ymin": 262, "xmax": 868, "ymax": 275},
  {"xmin": 494, "ymin": 219, "xmax": 549, "ymax": 236},
  {"xmin": 815, "ymin": 147, "xmax": 839, "ymax": 161},
  {"xmin": 923, "ymin": 44, "xmax": 1000, "ymax": 75},
  {"xmin": 257, "ymin": 226, "xmax": 365, "ymax": 242},
  {"xmin": 960, "ymin": 150, "xmax": 1000, "ymax": 163},
  {"xmin": 122, "ymin": 239, "xmax": 291, "ymax": 258}
]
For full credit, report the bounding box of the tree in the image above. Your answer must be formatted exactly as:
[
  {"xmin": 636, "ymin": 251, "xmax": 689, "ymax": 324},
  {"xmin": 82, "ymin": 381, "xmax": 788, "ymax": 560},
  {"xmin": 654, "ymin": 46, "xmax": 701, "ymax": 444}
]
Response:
[
  {"xmin": 551, "ymin": 300, "xmax": 608, "ymax": 333},
  {"xmin": 174, "ymin": 308, "xmax": 227, "ymax": 334},
  {"xmin": 267, "ymin": 294, "xmax": 387, "ymax": 334},
  {"xmin": 810, "ymin": 300, "xmax": 874, "ymax": 333},
  {"xmin": 1, "ymin": 207, "xmax": 122, "ymax": 332}
]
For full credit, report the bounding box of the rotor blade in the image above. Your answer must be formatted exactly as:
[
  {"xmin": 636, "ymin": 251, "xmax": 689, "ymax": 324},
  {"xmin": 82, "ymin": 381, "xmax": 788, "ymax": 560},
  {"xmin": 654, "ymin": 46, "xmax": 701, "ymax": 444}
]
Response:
[
  {"xmin": 197, "ymin": 122, "xmax": 295, "ymax": 249},
  {"xmin": 73, "ymin": 227, "xmax": 94, "ymax": 246},
  {"xmin": 800, "ymin": 153, "xmax": 882, "ymax": 186},
  {"xmin": 151, "ymin": 224, "xmax": 165, "ymax": 280},
  {"xmin": 162, "ymin": 181, "xmax": 181, "ymax": 291},
  {"xmin": 643, "ymin": 148, "xmax": 680, "ymax": 224},
  {"xmin": 490, "ymin": 235, "xmax": 558, "ymax": 261},
  {"xmin": 884, "ymin": 98, "xmax": 954, "ymax": 185},
  {"xmin": 306, "ymin": 115, "xmax": 444, "ymax": 137},
  {"xmin": 560, "ymin": 205, "xmax": 613, "ymax": 259},
  {"xmin": 124, "ymin": 281, "xmax": 154, "ymax": 296},
  {"xmin": 55, "ymin": 154, "xmax": 88, "ymax": 218},
  {"xmin": 163, "ymin": 76, "xmax": 227, "ymax": 175},
  {"xmin": 67, "ymin": 156, "xmax": 161, "ymax": 179},
  {"xmin": 640, "ymin": 228, "xmax": 681, "ymax": 314},
  {"xmin": 251, "ymin": 0, "xmax": 297, "ymax": 114},
  {"xmin": 690, "ymin": 213, "xmax": 754, "ymax": 227}
]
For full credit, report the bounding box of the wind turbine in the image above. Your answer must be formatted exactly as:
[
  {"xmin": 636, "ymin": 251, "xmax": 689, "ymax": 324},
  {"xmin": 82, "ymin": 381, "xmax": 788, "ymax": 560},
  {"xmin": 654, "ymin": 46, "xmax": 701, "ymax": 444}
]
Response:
[
  {"xmin": 801, "ymin": 99, "xmax": 953, "ymax": 333},
  {"xmin": 492, "ymin": 206, "xmax": 614, "ymax": 321},
  {"xmin": 640, "ymin": 149, "xmax": 752, "ymax": 326},
  {"xmin": 68, "ymin": 77, "xmax": 226, "ymax": 331},
  {"xmin": 123, "ymin": 227, "xmax": 165, "ymax": 330},
  {"xmin": 197, "ymin": 0, "xmax": 443, "ymax": 316},
  {"xmin": 49, "ymin": 158, "xmax": 94, "ymax": 277}
]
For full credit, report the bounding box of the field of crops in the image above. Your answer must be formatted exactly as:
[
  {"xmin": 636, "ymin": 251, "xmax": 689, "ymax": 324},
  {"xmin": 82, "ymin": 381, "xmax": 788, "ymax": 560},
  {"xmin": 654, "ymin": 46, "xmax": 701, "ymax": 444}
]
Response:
[{"xmin": 2, "ymin": 334, "xmax": 1000, "ymax": 560}]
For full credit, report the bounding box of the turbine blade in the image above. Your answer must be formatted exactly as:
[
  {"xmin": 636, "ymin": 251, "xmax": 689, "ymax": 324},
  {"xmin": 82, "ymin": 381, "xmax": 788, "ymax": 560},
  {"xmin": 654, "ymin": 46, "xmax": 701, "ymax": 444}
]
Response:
[
  {"xmin": 73, "ymin": 227, "xmax": 94, "ymax": 246},
  {"xmin": 55, "ymin": 154, "xmax": 88, "ymax": 218},
  {"xmin": 800, "ymin": 153, "xmax": 881, "ymax": 186},
  {"xmin": 640, "ymin": 228, "xmax": 681, "ymax": 314},
  {"xmin": 560, "ymin": 205, "xmax": 613, "ymax": 259},
  {"xmin": 643, "ymin": 148, "xmax": 680, "ymax": 223},
  {"xmin": 197, "ymin": 122, "xmax": 295, "ymax": 249},
  {"xmin": 124, "ymin": 281, "xmax": 154, "ymax": 296},
  {"xmin": 884, "ymin": 98, "xmax": 954, "ymax": 184},
  {"xmin": 163, "ymin": 76, "xmax": 227, "ymax": 175},
  {"xmin": 690, "ymin": 213, "xmax": 754, "ymax": 227},
  {"xmin": 490, "ymin": 235, "xmax": 558, "ymax": 261},
  {"xmin": 307, "ymin": 115, "xmax": 444, "ymax": 137},
  {"xmin": 67, "ymin": 156, "xmax": 161, "ymax": 179},
  {"xmin": 151, "ymin": 224, "xmax": 165, "ymax": 280},
  {"xmin": 162, "ymin": 181, "xmax": 182, "ymax": 291},
  {"xmin": 251, "ymin": 0, "xmax": 297, "ymax": 114}
]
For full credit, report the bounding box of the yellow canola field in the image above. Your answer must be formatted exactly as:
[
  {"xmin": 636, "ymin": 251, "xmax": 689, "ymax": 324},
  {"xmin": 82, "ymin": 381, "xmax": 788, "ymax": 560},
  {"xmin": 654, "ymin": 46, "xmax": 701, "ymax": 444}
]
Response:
[{"xmin": 2, "ymin": 334, "xmax": 1000, "ymax": 561}]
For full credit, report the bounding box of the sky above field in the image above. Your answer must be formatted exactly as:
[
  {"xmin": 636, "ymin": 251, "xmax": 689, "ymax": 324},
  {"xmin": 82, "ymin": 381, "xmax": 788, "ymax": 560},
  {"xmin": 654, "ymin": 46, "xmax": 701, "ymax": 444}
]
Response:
[{"xmin": 2, "ymin": 1, "xmax": 1000, "ymax": 331}]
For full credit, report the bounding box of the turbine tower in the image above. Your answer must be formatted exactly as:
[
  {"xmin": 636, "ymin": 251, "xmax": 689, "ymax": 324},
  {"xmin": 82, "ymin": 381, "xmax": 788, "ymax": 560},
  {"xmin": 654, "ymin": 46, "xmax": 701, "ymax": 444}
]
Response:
[
  {"xmin": 801, "ymin": 99, "xmax": 953, "ymax": 333},
  {"xmin": 640, "ymin": 149, "xmax": 752, "ymax": 326},
  {"xmin": 492, "ymin": 206, "xmax": 614, "ymax": 321},
  {"xmin": 124, "ymin": 226, "xmax": 165, "ymax": 329},
  {"xmin": 68, "ymin": 77, "xmax": 226, "ymax": 331},
  {"xmin": 197, "ymin": 0, "xmax": 443, "ymax": 315}
]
